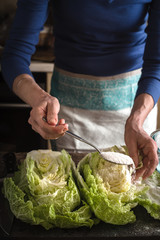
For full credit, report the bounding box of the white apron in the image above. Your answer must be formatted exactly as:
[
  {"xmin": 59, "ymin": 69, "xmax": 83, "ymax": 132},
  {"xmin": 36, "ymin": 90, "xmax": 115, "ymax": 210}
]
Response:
[{"xmin": 50, "ymin": 67, "xmax": 157, "ymax": 152}]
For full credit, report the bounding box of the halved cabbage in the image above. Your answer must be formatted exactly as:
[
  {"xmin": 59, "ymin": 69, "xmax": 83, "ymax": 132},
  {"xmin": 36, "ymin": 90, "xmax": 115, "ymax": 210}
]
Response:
[
  {"xmin": 3, "ymin": 149, "xmax": 96, "ymax": 229},
  {"xmin": 76, "ymin": 146, "xmax": 151, "ymax": 225}
]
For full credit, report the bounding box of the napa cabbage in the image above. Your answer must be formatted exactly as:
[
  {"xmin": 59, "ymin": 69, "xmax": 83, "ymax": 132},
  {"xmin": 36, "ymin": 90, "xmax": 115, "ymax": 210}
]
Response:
[
  {"xmin": 76, "ymin": 146, "xmax": 160, "ymax": 225},
  {"xmin": 3, "ymin": 149, "xmax": 96, "ymax": 229}
]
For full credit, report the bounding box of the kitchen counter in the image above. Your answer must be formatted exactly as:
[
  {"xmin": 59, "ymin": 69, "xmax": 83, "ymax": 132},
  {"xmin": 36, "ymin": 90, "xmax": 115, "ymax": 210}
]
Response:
[
  {"xmin": 1, "ymin": 208, "xmax": 160, "ymax": 240},
  {"xmin": 0, "ymin": 152, "xmax": 160, "ymax": 240}
]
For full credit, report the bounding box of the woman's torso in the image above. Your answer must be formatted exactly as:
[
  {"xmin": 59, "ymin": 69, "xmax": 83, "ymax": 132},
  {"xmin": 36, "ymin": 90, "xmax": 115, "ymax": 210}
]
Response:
[{"xmin": 52, "ymin": 0, "xmax": 151, "ymax": 76}]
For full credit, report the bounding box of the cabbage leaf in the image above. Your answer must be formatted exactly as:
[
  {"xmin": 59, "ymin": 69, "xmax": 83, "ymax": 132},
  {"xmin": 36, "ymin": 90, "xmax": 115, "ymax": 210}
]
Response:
[{"xmin": 136, "ymin": 170, "xmax": 160, "ymax": 220}]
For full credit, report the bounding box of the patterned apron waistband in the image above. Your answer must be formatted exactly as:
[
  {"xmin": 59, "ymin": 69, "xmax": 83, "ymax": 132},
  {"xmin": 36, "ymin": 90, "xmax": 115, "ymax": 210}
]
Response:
[
  {"xmin": 51, "ymin": 68, "xmax": 141, "ymax": 111},
  {"xmin": 55, "ymin": 67, "xmax": 142, "ymax": 81}
]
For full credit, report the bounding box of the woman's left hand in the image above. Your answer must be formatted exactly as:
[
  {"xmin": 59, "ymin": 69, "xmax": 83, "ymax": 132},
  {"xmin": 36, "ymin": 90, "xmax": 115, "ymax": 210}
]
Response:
[{"xmin": 125, "ymin": 117, "xmax": 158, "ymax": 180}]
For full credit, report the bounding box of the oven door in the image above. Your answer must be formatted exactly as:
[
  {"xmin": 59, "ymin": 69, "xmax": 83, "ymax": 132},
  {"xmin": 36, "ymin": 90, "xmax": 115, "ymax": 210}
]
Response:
[{"xmin": 0, "ymin": 73, "xmax": 48, "ymax": 152}]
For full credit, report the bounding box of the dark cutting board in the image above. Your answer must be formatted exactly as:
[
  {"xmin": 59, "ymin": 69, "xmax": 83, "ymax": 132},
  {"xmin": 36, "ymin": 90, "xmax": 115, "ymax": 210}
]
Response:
[{"xmin": 0, "ymin": 152, "xmax": 160, "ymax": 240}]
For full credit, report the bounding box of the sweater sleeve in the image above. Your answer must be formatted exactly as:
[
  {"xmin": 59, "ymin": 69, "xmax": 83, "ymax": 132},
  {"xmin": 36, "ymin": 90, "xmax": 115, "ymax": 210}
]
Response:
[
  {"xmin": 136, "ymin": 0, "xmax": 160, "ymax": 105},
  {"xmin": 1, "ymin": 0, "xmax": 49, "ymax": 89}
]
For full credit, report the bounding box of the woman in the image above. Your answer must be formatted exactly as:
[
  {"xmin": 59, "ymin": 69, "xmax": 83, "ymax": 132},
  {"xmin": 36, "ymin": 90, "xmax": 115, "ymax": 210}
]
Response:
[{"xmin": 1, "ymin": 0, "xmax": 160, "ymax": 179}]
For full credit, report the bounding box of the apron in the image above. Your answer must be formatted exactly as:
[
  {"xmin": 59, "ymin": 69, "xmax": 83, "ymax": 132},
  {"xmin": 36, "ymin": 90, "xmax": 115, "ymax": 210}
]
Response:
[{"xmin": 50, "ymin": 67, "xmax": 157, "ymax": 152}]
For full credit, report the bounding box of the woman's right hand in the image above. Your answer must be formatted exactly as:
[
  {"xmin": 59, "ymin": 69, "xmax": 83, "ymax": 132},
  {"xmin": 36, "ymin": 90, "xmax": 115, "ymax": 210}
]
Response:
[
  {"xmin": 28, "ymin": 93, "xmax": 68, "ymax": 140},
  {"xmin": 13, "ymin": 74, "xmax": 68, "ymax": 140}
]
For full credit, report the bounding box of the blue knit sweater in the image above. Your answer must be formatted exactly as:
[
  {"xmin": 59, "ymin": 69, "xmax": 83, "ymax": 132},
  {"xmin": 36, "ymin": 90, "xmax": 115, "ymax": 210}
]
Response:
[{"xmin": 1, "ymin": 0, "xmax": 160, "ymax": 104}]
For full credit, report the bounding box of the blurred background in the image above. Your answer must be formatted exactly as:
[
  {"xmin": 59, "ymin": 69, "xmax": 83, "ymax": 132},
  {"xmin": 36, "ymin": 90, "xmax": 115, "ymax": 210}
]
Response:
[
  {"xmin": 0, "ymin": 0, "xmax": 55, "ymax": 152},
  {"xmin": 0, "ymin": 0, "xmax": 160, "ymax": 153}
]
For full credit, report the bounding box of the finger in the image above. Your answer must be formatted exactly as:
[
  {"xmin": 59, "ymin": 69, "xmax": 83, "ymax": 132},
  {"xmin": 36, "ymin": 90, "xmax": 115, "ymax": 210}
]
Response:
[
  {"xmin": 135, "ymin": 167, "xmax": 146, "ymax": 180},
  {"xmin": 58, "ymin": 119, "xmax": 65, "ymax": 125},
  {"xmin": 28, "ymin": 117, "xmax": 47, "ymax": 139},
  {"xmin": 28, "ymin": 116, "xmax": 45, "ymax": 135},
  {"xmin": 142, "ymin": 155, "xmax": 158, "ymax": 180},
  {"xmin": 126, "ymin": 140, "xmax": 139, "ymax": 168},
  {"xmin": 42, "ymin": 124, "xmax": 68, "ymax": 139},
  {"xmin": 29, "ymin": 108, "xmax": 46, "ymax": 127},
  {"xmin": 136, "ymin": 149, "xmax": 158, "ymax": 180},
  {"xmin": 42, "ymin": 117, "xmax": 69, "ymax": 138},
  {"xmin": 142, "ymin": 141, "xmax": 158, "ymax": 179},
  {"xmin": 58, "ymin": 118, "xmax": 69, "ymax": 129},
  {"xmin": 135, "ymin": 155, "xmax": 150, "ymax": 180},
  {"xmin": 35, "ymin": 120, "xmax": 67, "ymax": 139},
  {"xmin": 135, "ymin": 154, "xmax": 157, "ymax": 180}
]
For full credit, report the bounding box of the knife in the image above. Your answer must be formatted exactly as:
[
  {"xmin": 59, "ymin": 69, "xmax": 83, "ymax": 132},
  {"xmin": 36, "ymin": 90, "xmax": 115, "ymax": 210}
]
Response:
[{"xmin": 0, "ymin": 152, "xmax": 17, "ymax": 235}]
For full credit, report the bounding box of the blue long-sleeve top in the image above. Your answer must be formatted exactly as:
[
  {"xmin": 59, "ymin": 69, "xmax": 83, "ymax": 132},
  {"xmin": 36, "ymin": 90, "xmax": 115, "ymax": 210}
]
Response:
[{"xmin": 1, "ymin": 0, "xmax": 160, "ymax": 104}]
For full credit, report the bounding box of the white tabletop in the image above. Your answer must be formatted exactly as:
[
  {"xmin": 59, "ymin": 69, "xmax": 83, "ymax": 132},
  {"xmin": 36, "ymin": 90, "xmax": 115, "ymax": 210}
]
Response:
[
  {"xmin": 0, "ymin": 60, "xmax": 54, "ymax": 73},
  {"xmin": 29, "ymin": 61, "xmax": 54, "ymax": 73}
]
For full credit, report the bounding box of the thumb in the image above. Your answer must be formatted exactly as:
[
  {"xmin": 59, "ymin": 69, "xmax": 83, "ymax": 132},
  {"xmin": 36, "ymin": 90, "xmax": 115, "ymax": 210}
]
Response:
[{"xmin": 46, "ymin": 100, "xmax": 60, "ymax": 126}]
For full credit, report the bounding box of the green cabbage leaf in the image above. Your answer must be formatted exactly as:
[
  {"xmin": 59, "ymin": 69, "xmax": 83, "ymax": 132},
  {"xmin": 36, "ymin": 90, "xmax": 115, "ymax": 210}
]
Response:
[{"xmin": 136, "ymin": 170, "xmax": 160, "ymax": 220}]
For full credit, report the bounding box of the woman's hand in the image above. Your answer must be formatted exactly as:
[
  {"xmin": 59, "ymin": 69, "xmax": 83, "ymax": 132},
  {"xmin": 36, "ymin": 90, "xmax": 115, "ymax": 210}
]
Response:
[
  {"xmin": 125, "ymin": 119, "xmax": 158, "ymax": 179},
  {"xmin": 28, "ymin": 94, "xmax": 68, "ymax": 140},
  {"xmin": 13, "ymin": 74, "xmax": 68, "ymax": 140},
  {"xmin": 125, "ymin": 93, "xmax": 158, "ymax": 180}
]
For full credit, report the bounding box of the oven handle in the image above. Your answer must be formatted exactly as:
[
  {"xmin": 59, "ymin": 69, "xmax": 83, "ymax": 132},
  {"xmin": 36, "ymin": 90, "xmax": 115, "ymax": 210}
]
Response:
[{"xmin": 0, "ymin": 103, "xmax": 31, "ymax": 108}]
